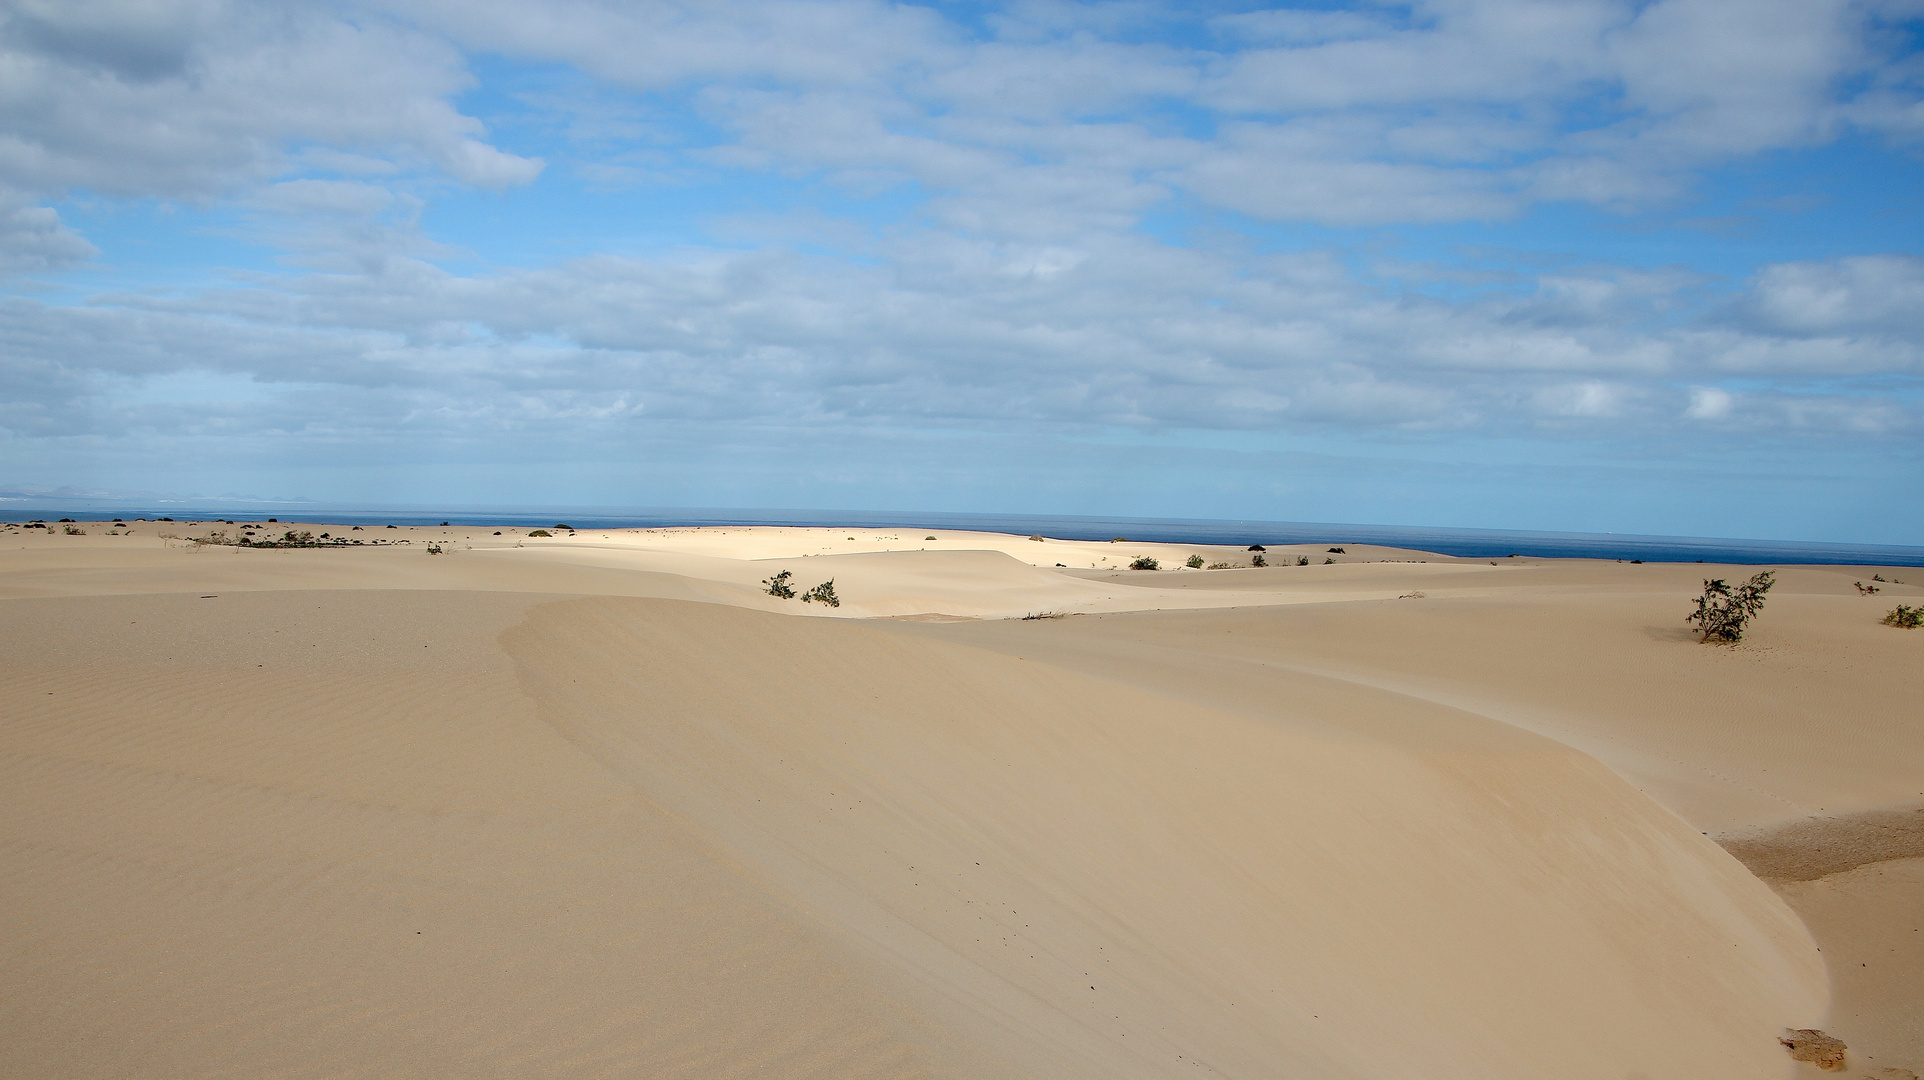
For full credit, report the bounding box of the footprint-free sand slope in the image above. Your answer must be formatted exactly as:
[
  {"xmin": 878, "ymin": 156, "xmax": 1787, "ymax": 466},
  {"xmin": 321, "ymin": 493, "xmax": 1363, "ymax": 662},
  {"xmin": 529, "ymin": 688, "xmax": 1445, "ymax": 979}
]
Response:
[{"xmin": 2, "ymin": 528, "xmax": 1910, "ymax": 1077}]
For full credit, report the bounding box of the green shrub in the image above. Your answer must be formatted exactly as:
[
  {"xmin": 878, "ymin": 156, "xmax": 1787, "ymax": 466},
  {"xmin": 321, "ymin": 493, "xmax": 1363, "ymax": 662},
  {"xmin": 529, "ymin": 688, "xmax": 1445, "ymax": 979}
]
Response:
[
  {"xmin": 1252, "ymin": 554, "xmax": 1266, "ymax": 567},
  {"xmin": 1296, "ymin": 556, "xmax": 1309, "ymax": 566},
  {"xmin": 1207, "ymin": 562, "xmax": 1232, "ymax": 570},
  {"xmin": 1185, "ymin": 554, "xmax": 1205, "ymax": 569},
  {"xmin": 802, "ymin": 579, "xmax": 841, "ymax": 607},
  {"xmin": 527, "ymin": 529, "xmax": 552, "ymax": 537},
  {"xmin": 1884, "ymin": 604, "xmax": 1924, "ymax": 629},
  {"xmin": 763, "ymin": 570, "xmax": 797, "ymax": 599},
  {"xmin": 1686, "ymin": 571, "xmax": 1776, "ymax": 643},
  {"xmin": 1323, "ymin": 557, "xmax": 1334, "ymax": 564},
  {"xmin": 1129, "ymin": 556, "xmax": 1159, "ymax": 570}
]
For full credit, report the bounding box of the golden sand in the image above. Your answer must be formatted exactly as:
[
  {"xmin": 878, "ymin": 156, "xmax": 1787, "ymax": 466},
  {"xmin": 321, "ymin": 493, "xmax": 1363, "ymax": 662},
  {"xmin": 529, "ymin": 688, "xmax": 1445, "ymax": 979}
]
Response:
[{"xmin": 2, "ymin": 522, "xmax": 1916, "ymax": 1077}]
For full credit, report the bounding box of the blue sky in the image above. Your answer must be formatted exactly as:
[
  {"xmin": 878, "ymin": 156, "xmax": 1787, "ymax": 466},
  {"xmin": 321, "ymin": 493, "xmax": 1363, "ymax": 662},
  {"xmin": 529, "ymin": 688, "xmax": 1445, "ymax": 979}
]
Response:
[{"xmin": 2, "ymin": 0, "xmax": 1922, "ymax": 541}]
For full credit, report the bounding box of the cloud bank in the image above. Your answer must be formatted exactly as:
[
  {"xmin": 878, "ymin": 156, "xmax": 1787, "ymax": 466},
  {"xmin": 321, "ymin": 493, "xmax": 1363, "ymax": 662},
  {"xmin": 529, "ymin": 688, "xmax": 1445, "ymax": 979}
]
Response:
[{"xmin": 1, "ymin": 0, "xmax": 1920, "ymax": 535}]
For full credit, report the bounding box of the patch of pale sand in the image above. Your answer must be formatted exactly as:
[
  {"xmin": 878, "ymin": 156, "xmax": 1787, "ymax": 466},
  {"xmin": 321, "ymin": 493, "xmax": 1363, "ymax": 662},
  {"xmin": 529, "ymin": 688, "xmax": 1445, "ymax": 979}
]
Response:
[
  {"xmin": 1767, "ymin": 856, "xmax": 1924, "ymax": 1074},
  {"xmin": 0, "ymin": 534, "xmax": 1513, "ymax": 620},
  {"xmin": 1, "ymin": 588, "xmax": 1825, "ymax": 1079},
  {"xmin": 0, "ymin": 591, "xmax": 952, "ymax": 1080},
  {"xmin": 897, "ymin": 560, "xmax": 1923, "ymax": 834},
  {"xmin": 895, "ymin": 563, "xmax": 1920, "ymax": 1078},
  {"xmin": 504, "ymin": 596, "xmax": 1822, "ymax": 1080}
]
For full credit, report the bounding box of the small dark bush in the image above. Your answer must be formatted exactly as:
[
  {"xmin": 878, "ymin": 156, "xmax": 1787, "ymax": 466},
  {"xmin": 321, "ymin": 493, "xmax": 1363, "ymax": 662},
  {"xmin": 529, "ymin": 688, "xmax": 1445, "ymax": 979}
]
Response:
[
  {"xmin": 58, "ymin": 518, "xmax": 74, "ymax": 522},
  {"xmin": 1296, "ymin": 556, "xmax": 1309, "ymax": 566},
  {"xmin": 1873, "ymin": 574, "xmax": 1886, "ymax": 582},
  {"xmin": 1186, "ymin": 554, "xmax": 1205, "ymax": 568},
  {"xmin": 1129, "ymin": 556, "xmax": 1159, "ymax": 570},
  {"xmin": 527, "ymin": 529, "xmax": 552, "ymax": 537},
  {"xmin": 1327, "ymin": 547, "xmax": 1345, "ymax": 554},
  {"xmin": 802, "ymin": 579, "xmax": 841, "ymax": 606},
  {"xmin": 764, "ymin": 569, "xmax": 797, "ymax": 599},
  {"xmin": 1686, "ymin": 571, "xmax": 1776, "ymax": 643},
  {"xmin": 1028, "ymin": 535, "xmax": 1045, "ymax": 541},
  {"xmin": 1323, "ymin": 558, "xmax": 1334, "ymax": 564},
  {"xmin": 1631, "ymin": 559, "xmax": 1643, "ymax": 564},
  {"xmin": 1883, "ymin": 604, "xmax": 1923, "ymax": 628},
  {"xmin": 1247, "ymin": 544, "xmax": 1265, "ymax": 552},
  {"xmin": 926, "ymin": 536, "xmax": 937, "ymax": 540},
  {"xmin": 1855, "ymin": 581, "xmax": 1881, "ymax": 595},
  {"xmin": 1252, "ymin": 554, "xmax": 1266, "ymax": 567}
]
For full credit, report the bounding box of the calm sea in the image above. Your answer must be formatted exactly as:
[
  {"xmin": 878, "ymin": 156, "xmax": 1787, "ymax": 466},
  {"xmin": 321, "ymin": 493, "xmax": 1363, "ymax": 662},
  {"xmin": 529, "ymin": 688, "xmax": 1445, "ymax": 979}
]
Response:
[{"xmin": 19, "ymin": 502, "xmax": 1924, "ymax": 567}]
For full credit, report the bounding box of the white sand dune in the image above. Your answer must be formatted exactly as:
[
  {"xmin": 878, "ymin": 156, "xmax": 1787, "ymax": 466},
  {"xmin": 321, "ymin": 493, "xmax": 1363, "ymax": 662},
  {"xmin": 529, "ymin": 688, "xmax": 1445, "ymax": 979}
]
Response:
[{"xmin": 2, "ymin": 522, "xmax": 1915, "ymax": 1077}]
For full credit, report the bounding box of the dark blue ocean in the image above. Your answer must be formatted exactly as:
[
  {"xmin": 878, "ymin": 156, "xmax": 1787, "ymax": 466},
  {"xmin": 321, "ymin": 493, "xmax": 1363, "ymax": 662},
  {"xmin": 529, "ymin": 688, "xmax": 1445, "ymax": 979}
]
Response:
[{"xmin": 17, "ymin": 500, "xmax": 1924, "ymax": 567}]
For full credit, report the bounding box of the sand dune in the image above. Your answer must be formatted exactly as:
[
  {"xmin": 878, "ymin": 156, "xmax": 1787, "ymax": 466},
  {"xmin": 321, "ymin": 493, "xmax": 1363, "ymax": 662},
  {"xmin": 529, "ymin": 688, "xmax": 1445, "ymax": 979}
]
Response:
[{"xmin": 3, "ymin": 523, "xmax": 1916, "ymax": 1077}]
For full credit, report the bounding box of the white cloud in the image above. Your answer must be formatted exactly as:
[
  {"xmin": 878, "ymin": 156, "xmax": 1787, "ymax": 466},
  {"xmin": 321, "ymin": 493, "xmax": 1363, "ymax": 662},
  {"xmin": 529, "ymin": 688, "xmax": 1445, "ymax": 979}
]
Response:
[{"xmin": 0, "ymin": 0, "xmax": 542, "ymax": 202}]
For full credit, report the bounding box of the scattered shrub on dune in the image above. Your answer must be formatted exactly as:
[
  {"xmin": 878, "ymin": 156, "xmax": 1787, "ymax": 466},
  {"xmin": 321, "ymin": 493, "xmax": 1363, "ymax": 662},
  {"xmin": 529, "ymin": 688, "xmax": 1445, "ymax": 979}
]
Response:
[
  {"xmin": 1324, "ymin": 558, "xmax": 1334, "ymax": 564},
  {"xmin": 1207, "ymin": 562, "xmax": 1232, "ymax": 570},
  {"xmin": 1686, "ymin": 571, "xmax": 1776, "ymax": 643},
  {"xmin": 763, "ymin": 570, "xmax": 797, "ymax": 599},
  {"xmin": 1247, "ymin": 544, "xmax": 1265, "ymax": 552},
  {"xmin": 527, "ymin": 529, "xmax": 552, "ymax": 537},
  {"xmin": 1855, "ymin": 581, "xmax": 1881, "ymax": 595},
  {"xmin": 1252, "ymin": 554, "xmax": 1266, "ymax": 567},
  {"xmin": 1129, "ymin": 555, "xmax": 1160, "ymax": 570},
  {"xmin": 1884, "ymin": 604, "xmax": 1924, "ymax": 629},
  {"xmin": 801, "ymin": 579, "xmax": 841, "ymax": 607},
  {"xmin": 1297, "ymin": 555, "xmax": 1309, "ymax": 566},
  {"xmin": 1186, "ymin": 554, "xmax": 1205, "ymax": 568},
  {"xmin": 926, "ymin": 535, "xmax": 937, "ymax": 540},
  {"xmin": 1327, "ymin": 547, "xmax": 1346, "ymax": 554}
]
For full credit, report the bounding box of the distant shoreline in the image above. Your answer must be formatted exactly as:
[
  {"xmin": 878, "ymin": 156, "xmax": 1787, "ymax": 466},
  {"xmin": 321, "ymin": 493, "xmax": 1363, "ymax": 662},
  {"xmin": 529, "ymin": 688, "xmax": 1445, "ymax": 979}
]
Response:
[{"xmin": 7, "ymin": 506, "xmax": 1922, "ymax": 567}]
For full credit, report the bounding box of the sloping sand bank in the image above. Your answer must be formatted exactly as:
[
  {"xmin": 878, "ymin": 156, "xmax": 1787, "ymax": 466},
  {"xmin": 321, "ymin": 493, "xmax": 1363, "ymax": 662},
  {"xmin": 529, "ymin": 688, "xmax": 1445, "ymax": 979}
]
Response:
[
  {"xmin": 3, "ymin": 585, "xmax": 1821, "ymax": 1078},
  {"xmin": 2, "ymin": 526, "xmax": 1912, "ymax": 1077}
]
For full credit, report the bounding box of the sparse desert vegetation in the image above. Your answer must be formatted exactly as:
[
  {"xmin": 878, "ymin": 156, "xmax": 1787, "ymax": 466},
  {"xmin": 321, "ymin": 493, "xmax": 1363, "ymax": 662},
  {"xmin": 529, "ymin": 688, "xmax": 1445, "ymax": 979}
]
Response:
[
  {"xmin": 763, "ymin": 569, "xmax": 797, "ymax": 599},
  {"xmin": 1883, "ymin": 603, "xmax": 1923, "ymax": 629},
  {"xmin": 1129, "ymin": 556, "xmax": 1159, "ymax": 570},
  {"xmin": 1686, "ymin": 571, "xmax": 1776, "ymax": 643},
  {"xmin": 1186, "ymin": 554, "xmax": 1205, "ymax": 568}
]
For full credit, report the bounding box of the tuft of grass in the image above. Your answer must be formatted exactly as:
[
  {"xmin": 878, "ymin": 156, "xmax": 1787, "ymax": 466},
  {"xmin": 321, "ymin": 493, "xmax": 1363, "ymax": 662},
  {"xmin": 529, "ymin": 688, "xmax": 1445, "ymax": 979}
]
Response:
[
  {"xmin": 1884, "ymin": 604, "xmax": 1924, "ymax": 629},
  {"xmin": 1207, "ymin": 562, "xmax": 1232, "ymax": 570},
  {"xmin": 1021, "ymin": 610, "xmax": 1067, "ymax": 620},
  {"xmin": 1855, "ymin": 581, "xmax": 1881, "ymax": 595},
  {"xmin": 1186, "ymin": 554, "xmax": 1205, "ymax": 568},
  {"xmin": 1129, "ymin": 555, "xmax": 1160, "ymax": 570},
  {"xmin": 62, "ymin": 525, "xmax": 85, "ymax": 535}
]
